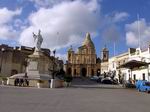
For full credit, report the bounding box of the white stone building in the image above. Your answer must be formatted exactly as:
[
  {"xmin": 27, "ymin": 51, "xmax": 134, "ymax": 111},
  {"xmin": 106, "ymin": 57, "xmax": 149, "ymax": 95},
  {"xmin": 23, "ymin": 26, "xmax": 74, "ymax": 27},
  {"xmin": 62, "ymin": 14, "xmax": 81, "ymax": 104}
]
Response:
[
  {"xmin": 108, "ymin": 46, "xmax": 150, "ymax": 82},
  {"xmin": 108, "ymin": 52, "xmax": 129, "ymax": 81},
  {"xmin": 126, "ymin": 47, "xmax": 150, "ymax": 81}
]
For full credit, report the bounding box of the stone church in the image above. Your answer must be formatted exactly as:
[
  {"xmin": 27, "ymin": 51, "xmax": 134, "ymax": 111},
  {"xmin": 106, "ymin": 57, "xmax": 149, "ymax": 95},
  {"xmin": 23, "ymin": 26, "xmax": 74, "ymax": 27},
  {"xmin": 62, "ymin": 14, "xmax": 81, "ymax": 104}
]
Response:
[{"xmin": 65, "ymin": 33, "xmax": 108, "ymax": 77}]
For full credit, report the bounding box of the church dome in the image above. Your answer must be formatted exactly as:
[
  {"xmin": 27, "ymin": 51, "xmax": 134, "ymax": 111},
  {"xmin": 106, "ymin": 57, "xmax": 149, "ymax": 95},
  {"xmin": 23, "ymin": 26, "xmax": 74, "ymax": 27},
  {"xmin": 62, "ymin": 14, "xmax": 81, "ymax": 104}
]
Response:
[{"xmin": 82, "ymin": 33, "xmax": 95, "ymax": 48}]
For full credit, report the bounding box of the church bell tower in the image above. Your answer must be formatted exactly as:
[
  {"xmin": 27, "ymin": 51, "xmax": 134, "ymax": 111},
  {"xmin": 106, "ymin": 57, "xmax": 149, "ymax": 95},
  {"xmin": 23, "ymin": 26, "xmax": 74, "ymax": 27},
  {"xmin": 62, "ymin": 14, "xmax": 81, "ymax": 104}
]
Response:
[{"xmin": 101, "ymin": 46, "xmax": 109, "ymax": 62}]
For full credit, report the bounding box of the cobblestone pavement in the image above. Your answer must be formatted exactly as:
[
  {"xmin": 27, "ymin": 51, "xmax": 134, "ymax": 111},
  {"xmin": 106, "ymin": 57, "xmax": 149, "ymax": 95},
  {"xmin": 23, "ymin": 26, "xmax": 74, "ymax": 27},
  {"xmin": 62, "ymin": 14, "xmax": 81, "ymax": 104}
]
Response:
[{"xmin": 0, "ymin": 85, "xmax": 150, "ymax": 112}]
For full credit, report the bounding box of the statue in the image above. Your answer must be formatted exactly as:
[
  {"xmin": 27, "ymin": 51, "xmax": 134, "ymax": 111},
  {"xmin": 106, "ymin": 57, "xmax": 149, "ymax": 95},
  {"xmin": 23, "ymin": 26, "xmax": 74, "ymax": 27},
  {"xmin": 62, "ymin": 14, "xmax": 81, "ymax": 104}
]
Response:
[{"xmin": 33, "ymin": 30, "xmax": 43, "ymax": 52}]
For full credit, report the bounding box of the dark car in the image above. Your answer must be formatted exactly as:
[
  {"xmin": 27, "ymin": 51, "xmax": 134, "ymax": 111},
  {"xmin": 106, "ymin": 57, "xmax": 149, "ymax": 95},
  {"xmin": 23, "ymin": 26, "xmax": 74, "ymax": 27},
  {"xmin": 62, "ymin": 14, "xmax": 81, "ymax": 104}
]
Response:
[
  {"xmin": 96, "ymin": 76, "xmax": 104, "ymax": 83},
  {"xmin": 101, "ymin": 77, "xmax": 113, "ymax": 84},
  {"xmin": 124, "ymin": 80, "xmax": 136, "ymax": 88},
  {"xmin": 112, "ymin": 78, "xmax": 119, "ymax": 85},
  {"xmin": 90, "ymin": 76, "xmax": 99, "ymax": 81}
]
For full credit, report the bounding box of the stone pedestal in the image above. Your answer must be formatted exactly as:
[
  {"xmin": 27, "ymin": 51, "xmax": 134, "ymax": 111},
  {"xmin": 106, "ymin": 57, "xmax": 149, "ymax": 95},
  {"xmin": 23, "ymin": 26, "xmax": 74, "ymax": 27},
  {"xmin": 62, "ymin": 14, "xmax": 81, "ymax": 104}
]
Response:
[
  {"xmin": 50, "ymin": 79, "xmax": 55, "ymax": 88},
  {"xmin": 27, "ymin": 51, "xmax": 50, "ymax": 80},
  {"xmin": 50, "ymin": 79, "xmax": 64, "ymax": 88},
  {"xmin": 26, "ymin": 51, "xmax": 51, "ymax": 88}
]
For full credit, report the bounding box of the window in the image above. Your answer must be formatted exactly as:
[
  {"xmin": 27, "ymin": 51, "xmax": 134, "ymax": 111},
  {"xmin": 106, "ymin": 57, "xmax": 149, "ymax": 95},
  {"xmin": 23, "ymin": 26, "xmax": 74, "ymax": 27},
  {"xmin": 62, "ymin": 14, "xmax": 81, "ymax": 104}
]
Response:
[
  {"xmin": 118, "ymin": 62, "xmax": 120, "ymax": 66},
  {"xmin": 123, "ymin": 60, "xmax": 125, "ymax": 63},
  {"xmin": 91, "ymin": 69, "xmax": 94, "ymax": 76},
  {"xmin": 103, "ymin": 54, "xmax": 106, "ymax": 58},
  {"xmin": 142, "ymin": 73, "xmax": 145, "ymax": 80},
  {"xmin": 74, "ymin": 69, "xmax": 76, "ymax": 75},
  {"xmin": 133, "ymin": 74, "xmax": 136, "ymax": 80},
  {"xmin": 68, "ymin": 54, "xmax": 71, "ymax": 60}
]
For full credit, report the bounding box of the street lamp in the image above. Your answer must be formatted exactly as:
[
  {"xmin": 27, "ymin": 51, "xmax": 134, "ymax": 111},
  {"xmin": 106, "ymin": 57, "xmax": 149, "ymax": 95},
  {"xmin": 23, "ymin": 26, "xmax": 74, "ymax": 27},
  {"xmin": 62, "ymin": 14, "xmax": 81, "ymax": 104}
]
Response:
[
  {"xmin": 52, "ymin": 50, "xmax": 56, "ymax": 79},
  {"xmin": 0, "ymin": 48, "xmax": 5, "ymax": 74}
]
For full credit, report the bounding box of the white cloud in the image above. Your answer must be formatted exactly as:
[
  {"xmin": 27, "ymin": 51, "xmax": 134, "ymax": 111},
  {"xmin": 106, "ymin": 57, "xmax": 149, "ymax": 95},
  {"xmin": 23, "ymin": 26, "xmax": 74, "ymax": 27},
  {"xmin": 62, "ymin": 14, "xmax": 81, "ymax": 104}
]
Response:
[
  {"xmin": 0, "ymin": 26, "xmax": 18, "ymax": 39},
  {"xmin": 0, "ymin": 8, "xmax": 22, "ymax": 39},
  {"xmin": 126, "ymin": 18, "xmax": 150, "ymax": 48},
  {"xmin": 0, "ymin": 8, "xmax": 21, "ymax": 25},
  {"xmin": 19, "ymin": 0, "xmax": 101, "ymax": 50},
  {"xmin": 101, "ymin": 12, "xmax": 129, "ymax": 43},
  {"xmin": 126, "ymin": 32, "xmax": 139, "ymax": 47},
  {"xmin": 30, "ymin": 0, "xmax": 101, "ymax": 10},
  {"xmin": 102, "ymin": 25, "xmax": 120, "ymax": 43},
  {"xmin": 113, "ymin": 12, "xmax": 129, "ymax": 22},
  {"xmin": 105, "ymin": 12, "xmax": 129, "ymax": 24},
  {"xmin": 55, "ymin": 53, "xmax": 67, "ymax": 62},
  {"xmin": 30, "ymin": 0, "xmax": 76, "ymax": 8}
]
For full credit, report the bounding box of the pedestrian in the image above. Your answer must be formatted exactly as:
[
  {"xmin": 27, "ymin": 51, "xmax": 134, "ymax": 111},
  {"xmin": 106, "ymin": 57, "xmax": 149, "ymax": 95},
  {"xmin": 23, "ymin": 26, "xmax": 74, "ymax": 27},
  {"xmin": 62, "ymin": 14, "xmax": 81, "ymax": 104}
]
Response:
[
  {"xmin": 24, "ymin": 73, "xmax": 29, "ymax": 86},
  {"xmin": 20, "ymin": 79, "xmax": 24, "ymax": 86}
]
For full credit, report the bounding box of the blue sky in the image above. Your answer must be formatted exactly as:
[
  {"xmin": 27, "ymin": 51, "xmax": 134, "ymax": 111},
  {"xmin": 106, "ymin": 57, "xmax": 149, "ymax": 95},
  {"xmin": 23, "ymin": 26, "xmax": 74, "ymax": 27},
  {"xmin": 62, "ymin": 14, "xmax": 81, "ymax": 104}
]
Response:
[{"xmin": 0, "ymin": 0, "xmax": 150, "ymax": 60}]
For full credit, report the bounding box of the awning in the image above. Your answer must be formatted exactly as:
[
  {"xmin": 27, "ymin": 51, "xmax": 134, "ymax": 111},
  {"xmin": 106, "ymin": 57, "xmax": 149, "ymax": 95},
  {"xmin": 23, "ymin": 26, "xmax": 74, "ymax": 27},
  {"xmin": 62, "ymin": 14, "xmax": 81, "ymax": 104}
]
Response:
[{"xmin": 119, "ymin": 60, "xmax": 149, "ymax": 69}]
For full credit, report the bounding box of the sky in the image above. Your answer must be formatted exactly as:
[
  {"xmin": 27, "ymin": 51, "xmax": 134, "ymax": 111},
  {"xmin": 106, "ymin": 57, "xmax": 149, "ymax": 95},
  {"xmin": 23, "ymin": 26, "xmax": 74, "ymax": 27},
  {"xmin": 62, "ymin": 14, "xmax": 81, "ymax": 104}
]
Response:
[{"xmin": 0, "ymin": 0, "xmax": 150, "ymax": 61}]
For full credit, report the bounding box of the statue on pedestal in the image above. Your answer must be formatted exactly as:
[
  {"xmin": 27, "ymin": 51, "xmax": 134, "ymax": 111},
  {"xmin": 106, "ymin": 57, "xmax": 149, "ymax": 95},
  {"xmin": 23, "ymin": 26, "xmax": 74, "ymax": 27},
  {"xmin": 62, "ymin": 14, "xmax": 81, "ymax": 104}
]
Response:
[{"xmin": 33, "ymin": 30, "xmax": 43, "ymax": 52}]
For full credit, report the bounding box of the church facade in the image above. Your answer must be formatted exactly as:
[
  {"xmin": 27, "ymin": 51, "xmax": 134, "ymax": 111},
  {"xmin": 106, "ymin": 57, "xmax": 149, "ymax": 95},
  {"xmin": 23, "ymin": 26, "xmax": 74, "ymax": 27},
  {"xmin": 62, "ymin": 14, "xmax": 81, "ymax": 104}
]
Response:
[{"xmin": 64, "ymin": 33, "xmax": 108, "ymax": 77}]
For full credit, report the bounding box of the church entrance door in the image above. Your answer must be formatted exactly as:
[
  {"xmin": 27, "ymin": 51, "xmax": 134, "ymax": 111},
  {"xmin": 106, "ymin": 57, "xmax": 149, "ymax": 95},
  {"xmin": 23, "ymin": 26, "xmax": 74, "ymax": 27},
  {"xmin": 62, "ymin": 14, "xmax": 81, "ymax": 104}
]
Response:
[
  {"xmin": 67, "ymin": 68, "xmax": 72, "ymax": 75},
  {"xmin": 81, "ymin": 68, "xmax": 87, "ymax": 77}
]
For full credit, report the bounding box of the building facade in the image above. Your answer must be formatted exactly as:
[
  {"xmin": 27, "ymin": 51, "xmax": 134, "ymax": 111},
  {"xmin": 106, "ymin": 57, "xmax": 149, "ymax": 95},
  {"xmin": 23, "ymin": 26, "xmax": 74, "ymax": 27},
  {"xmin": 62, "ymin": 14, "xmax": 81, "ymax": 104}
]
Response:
[
  {"xmin": 126, "ymin": 47, "xmax": 150, "ymax": 81},
  {"xmin": 107, "ymin": 46, "xmax": 150, "ymax": 82},
  {"xmin": 65, "ymin": 33, "xmax": 101, "ymax": 77},
  {"xmin": 108, "ymin": 52, "xmax": 129, "ymax": 82},
  {"xmin": 0, "ymin": 44, "xmax": 63, "ymax": 77}
]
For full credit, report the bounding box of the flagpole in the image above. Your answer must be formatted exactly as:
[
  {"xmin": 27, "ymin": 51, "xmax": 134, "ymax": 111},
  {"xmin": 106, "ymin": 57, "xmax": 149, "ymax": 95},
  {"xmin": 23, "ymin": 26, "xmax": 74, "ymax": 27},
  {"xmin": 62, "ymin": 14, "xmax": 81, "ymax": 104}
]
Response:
[
  {"xmin": 114, "ymin": 42, "xmax": 116, "ymax": 56},
  {"xmin": 137, "ymin": 14, "xmax": 141, "ymax": 48}
]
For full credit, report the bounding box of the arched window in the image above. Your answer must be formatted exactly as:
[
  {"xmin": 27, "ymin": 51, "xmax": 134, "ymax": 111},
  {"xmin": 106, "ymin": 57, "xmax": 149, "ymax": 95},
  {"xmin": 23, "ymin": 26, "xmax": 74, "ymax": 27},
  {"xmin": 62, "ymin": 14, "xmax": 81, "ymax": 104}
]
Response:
[
  {"xmin": 74, "ymin": 69, "xmax": 76, "ymax": 75},
  {"xmin": 91, "ymin": 69, "xmax": 94, "ymax": 76}
]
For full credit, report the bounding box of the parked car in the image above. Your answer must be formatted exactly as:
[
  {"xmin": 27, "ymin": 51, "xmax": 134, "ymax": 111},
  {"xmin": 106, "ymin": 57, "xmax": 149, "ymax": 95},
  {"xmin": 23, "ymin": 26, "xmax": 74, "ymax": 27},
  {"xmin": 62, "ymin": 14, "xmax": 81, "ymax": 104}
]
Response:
[
  {"xmin": 135, "ymin": 80, "xmax": 143, "ymax": 89},
  {"xmin": 137, "ymin": 81, "xmax": 150, "ymax": 93},
  {"xmin": 90, "ymin": 76, "xmax": 99, "ymax": 81},
  {"xmin": 90, "ymin": 76, "xmax": 104, "ymax": 83},
  {"xmin": 124, "ymin": 80, "xmax": 136, "ymax": 88},
  {"xmin": 101, "ymin": 77, "xmax": 113, "ymax": 84},
  {"xmin": 112, "ymin": 78, "xmax": 119, "ymax": 85},
  {"xmin": 125, "ymin": 82, "xmax": 136, "ymax": 88},
  {"xmin": 96, "ymin": 76, "xmax": 104, "ymax": 83}
]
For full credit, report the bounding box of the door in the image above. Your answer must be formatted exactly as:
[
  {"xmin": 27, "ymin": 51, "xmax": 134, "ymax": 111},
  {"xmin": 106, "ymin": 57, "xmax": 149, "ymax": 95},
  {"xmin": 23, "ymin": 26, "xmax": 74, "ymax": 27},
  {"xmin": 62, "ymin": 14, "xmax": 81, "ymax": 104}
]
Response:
[{"xmin": 81, "ymin": 68, "xmax": 87, "ymax": 77}]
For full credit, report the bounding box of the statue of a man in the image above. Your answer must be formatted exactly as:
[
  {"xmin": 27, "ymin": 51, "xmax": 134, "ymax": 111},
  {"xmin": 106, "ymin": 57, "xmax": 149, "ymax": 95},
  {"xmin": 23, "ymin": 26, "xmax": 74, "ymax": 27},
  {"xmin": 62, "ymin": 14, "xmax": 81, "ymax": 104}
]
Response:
[{"xmin": 33, "ymin": 30, "xmax": 43, "ymax": 52}]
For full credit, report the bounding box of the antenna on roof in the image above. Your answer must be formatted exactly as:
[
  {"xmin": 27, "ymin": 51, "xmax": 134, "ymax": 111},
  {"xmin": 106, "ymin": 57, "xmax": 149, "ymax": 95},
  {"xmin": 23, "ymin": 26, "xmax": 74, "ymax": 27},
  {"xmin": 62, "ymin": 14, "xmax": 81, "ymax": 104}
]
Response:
[
  {"xmin": 137, "ymin": 14, "xmax": 141, "ymax": 48},
  {"xmin": 114, "ymin": 42, "xmax": 116, "ymax": 56}
]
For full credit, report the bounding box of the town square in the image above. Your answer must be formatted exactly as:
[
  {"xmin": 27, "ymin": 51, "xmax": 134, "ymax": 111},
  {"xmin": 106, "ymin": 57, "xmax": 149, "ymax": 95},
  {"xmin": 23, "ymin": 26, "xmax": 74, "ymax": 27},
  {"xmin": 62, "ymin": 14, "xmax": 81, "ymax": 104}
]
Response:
[
  {"xmin": 1, "ymin": 0, "xmax": 150, "ymax": 112},
  {"xmin": 0, "ymin": 85, "xmax": 150, "ymax": 112}
]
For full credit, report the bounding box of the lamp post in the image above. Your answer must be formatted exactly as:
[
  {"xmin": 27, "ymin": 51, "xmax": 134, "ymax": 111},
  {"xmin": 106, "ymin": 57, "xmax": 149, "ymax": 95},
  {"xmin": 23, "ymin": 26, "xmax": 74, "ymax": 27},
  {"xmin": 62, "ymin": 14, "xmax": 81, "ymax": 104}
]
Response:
[
  {"xmin": 0, "ymin": 48, "xmax": 5, "ymax": 74},
  {"xmin": 52, "ymin": 50, "xmax": 56, "ymax": 79},
  {"xmin": 50, "ymin": 50, "xmax": 56, "ymax": 88}
]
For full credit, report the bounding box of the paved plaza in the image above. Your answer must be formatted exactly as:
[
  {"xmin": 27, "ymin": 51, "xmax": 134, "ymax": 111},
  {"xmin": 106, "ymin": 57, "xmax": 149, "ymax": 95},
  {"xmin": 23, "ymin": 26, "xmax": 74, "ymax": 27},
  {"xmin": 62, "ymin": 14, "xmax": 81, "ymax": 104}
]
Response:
[{"xmin": 0, "ymin": 85, "xmax": 150, "ymax": 112}]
